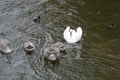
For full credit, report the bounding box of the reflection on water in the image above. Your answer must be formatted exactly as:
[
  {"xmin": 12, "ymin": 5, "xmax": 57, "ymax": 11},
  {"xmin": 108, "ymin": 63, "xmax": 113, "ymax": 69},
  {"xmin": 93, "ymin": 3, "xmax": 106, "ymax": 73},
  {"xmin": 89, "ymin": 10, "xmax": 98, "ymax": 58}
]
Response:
[{"xmin": 0, "ymin": 0, "xmax": 120, "ymax": 80}]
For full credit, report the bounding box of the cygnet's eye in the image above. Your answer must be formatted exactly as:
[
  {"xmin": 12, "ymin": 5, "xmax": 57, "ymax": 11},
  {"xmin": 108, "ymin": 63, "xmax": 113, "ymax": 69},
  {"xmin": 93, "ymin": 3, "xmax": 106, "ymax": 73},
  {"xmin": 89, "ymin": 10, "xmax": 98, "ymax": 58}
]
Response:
[
  {"xmin": 59, "ymin": 46, "xmax": 64, "ymax": 48},
  {"xmin": 50, "ymin": 49, "xmax": 54, "ymax": 51},
  {"xmin": 6, "ymin": 42, "xmax": 10, "ymax": 47}
]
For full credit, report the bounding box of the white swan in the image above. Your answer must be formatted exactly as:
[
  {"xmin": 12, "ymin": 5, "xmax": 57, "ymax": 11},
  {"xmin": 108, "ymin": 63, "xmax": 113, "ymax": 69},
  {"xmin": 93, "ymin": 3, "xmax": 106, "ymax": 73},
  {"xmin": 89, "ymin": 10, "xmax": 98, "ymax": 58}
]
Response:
[
  {"xmin": 63, "ymin": 26, "xmax": 82, "ymax": 43},
  {"xmin": 0, "ymin": 39, "xmax": 12, "ymax": 53}
]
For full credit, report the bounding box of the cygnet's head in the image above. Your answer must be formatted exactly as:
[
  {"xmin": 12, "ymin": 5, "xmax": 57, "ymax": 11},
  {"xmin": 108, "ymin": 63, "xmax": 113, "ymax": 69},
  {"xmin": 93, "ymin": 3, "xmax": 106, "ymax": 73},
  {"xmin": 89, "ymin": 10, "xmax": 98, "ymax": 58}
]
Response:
[
  {"xmin": 24, "ymin": 41, "xmax": 35, "ymax": 52},
  {"xmin": 51, "ymin": 42, "xmax": 66, "ymax": 52},
  {"xmin": 44, "ymin": 47, "xmax": 60, "ymax": 61},
  {"xmin": 0, "ymin": 39, "xmax": 12, "ymax": 53}
]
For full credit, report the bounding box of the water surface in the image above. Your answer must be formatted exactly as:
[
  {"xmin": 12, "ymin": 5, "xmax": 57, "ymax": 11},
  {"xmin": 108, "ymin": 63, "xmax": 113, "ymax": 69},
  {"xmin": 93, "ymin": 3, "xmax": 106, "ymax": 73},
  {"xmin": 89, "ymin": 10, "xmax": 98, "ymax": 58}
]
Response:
[{"xmin": 0, "ymin": 0, "xmax": 120, "ymax": 80}]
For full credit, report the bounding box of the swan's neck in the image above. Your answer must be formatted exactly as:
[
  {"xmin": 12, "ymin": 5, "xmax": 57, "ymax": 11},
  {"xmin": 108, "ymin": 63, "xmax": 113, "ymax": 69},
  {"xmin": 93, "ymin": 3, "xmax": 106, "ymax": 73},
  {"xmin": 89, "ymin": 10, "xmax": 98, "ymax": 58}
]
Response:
[
  {"xmin": 70, "ymin": 31, "xmax": 72, "ymax": 37},
  {"xmin": 70, "ymin": 29, "xmax": 72, "ymax": 37}
]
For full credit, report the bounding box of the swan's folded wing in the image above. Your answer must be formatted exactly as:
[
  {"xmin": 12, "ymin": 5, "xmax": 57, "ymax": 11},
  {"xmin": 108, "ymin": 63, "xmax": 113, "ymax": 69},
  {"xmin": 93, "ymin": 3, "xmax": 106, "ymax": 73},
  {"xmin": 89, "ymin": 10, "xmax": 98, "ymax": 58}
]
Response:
[
  {"xmin": 63, "ymin": 26, "xmax": 70, "ymax": 42},
  {"xmin": 75, "ymin": 27, "xmax": 82, "ymax": 42}
]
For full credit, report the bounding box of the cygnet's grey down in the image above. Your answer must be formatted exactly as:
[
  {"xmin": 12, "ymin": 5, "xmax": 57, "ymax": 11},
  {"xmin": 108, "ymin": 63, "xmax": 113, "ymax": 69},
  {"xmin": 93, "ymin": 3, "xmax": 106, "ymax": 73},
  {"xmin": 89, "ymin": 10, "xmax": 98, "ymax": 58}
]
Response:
[
  {"xmin": 24, "ymin": 41, "xmax": 35, "ymax": 52},
  {"xmin": 44, "ymin": 46, "xmax": 60, "ymax": 61},
  {"xmin": 51, "ymin": 42, "xmax": 66, "ymax": 52},
  {"xmin": 0, "ymin": 39, "xmax": 12, "ymax": 53}
]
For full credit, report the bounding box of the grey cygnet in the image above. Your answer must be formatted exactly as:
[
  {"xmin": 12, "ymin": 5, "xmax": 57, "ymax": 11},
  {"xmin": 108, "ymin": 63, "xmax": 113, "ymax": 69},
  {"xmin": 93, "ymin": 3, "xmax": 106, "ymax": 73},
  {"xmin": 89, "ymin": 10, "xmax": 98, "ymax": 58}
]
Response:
[
  {"xmin": 24, "ymin": 41, "xmax": 35, "ymax": 52},
  {"xmin": 44, "ymin": 46, "xmax": 60, "ymax": 61},
  {"xmin": 0, "ymin": 39, "xmax": 12, "ymax": 53}
]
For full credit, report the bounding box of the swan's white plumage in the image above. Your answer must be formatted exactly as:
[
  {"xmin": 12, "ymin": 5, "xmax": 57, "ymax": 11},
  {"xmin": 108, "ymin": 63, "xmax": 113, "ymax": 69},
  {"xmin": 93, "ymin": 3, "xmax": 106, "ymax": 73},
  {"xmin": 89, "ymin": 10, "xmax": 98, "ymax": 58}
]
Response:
[{"xmin": 63, "ymin": 26, "xmax": 82, "ymax": 43}]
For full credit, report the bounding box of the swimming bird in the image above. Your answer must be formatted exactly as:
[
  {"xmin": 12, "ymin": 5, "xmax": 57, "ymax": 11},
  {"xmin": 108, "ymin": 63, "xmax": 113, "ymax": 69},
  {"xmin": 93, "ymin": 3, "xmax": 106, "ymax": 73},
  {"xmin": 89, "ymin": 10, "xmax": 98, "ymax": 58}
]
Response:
[
  {"xmin": 0, "ymin": 39, "xmax": 12, "ymax": 53},
  {"xmin": 24, "ymin": 41, "xmax": 35, "ymax": 53},
  {"xmin": 44, "ymin": 46, "xmax": 60, "ymax": 61},
  {"xmin": 63, "ymin": 26, "xmax": 82, "ymax": 43}
]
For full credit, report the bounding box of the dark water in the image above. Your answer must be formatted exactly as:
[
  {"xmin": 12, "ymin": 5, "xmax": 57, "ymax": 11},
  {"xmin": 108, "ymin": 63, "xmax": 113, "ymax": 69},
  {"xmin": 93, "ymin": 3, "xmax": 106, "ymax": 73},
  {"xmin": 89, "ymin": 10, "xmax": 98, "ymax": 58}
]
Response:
[{"xmin": 0, "ymin": 0, "xmax": 120, "ymax": 80}]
